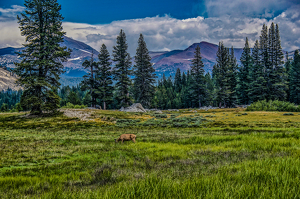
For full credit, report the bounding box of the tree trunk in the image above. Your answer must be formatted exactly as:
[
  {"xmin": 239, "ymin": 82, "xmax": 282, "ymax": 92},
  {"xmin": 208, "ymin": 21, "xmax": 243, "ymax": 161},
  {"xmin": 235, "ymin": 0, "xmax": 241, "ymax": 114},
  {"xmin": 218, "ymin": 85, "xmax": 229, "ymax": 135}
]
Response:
[
  {"xmin": 199, "ymin": 95, "xmax": 201, "ymax": 108},
  {"xmin": 103, "ymin": 101, "xmax": 106, "ymax": 110}
]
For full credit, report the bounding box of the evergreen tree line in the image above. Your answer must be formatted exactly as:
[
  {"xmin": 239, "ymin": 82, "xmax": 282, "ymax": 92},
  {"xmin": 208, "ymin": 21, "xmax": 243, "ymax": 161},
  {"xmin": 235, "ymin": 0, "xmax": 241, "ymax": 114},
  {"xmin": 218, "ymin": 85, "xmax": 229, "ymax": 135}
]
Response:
[
  {"xmin": 4, "ymin": 1, "xmax": 300, "ymax": 114},
  {"xmin": 0, "ymin": 89, "xmax": 23, "ymax": 112},
  {"xmin": 80, "ymin": 22, "xmax": 299, "ymax": 110},
  {"xmin": 226, "ymin": 22, "xmax": 300, "ymax": 106},
  {"xmin": 80, "ymin": 31, "xmax": 157, "ymax": 109}
]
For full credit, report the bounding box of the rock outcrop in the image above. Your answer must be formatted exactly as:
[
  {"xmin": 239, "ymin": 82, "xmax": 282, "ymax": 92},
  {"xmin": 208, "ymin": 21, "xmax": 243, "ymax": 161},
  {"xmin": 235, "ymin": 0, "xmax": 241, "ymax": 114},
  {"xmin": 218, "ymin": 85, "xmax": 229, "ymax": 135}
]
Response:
[
  {"xmin": 119, "ymin": 103, "xmax": 146, "ymax": 113},
  {"xmin": 198, "ymin": 106, "xmax": 219, "ymax": 111},
  {"xmin": 0, "ymin": 67, "xmax": 21, "ymax": 91}
]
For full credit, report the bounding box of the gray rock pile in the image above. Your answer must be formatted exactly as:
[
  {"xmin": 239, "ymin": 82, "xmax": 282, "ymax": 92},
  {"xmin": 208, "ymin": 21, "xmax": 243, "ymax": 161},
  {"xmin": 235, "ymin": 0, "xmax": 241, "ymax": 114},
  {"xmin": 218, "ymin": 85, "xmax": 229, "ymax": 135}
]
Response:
[
  {"xmin": 168, "ymin": 109, "xmax": 179, "ymax": 112},
  {"xmin": 119, "ymin": 103, "xmax": 147, "ymax": 113},
  {"xmin": 198, "ymin": 106, "xmax": 219, "ymax": 111}
]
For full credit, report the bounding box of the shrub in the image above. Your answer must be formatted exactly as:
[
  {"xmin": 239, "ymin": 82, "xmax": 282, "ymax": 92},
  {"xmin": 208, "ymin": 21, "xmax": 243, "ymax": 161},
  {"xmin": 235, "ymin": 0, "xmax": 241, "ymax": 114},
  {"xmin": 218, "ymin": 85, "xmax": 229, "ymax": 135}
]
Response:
[
  {"xmin": 66, "ymin": 102, "xmax": 75, "ymax": 108},
  {"xmin": 154, "ymin": 114, "xmax": 168, "ymax": 118},
  {"xmin": 14, "ymin": 103, "xmax": 23, "ymax": 112},
  {"xmin": 283, "ymin": 113, "xmax": 294, "ymax": 116},
  {"xmin": 0, "ymin": 103, "xmax": 9, "ymax": 112},
  {"xmin": 246, "ymin": 100, "xmax": 299, "ymax": 112}
]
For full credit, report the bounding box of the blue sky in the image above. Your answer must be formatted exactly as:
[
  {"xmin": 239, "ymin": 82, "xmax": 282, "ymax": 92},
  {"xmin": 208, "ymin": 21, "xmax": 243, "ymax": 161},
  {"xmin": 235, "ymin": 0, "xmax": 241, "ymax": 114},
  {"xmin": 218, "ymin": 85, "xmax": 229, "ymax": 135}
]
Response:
[
  {"xmin": 0, "ymin": 0, "xmax": 205, "ymax": 23},
  {"xmin": 0, "ymin": 0, "xmax": 299, "ymax": 54}
]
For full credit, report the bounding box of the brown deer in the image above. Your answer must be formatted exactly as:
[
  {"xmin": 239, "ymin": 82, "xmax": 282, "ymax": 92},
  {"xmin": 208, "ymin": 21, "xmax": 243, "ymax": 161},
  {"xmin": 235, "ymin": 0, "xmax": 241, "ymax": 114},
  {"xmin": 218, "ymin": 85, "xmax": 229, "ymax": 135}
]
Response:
[{"xmin": 115, "ymin": 134, "xmax": 136, "ymax": 143}]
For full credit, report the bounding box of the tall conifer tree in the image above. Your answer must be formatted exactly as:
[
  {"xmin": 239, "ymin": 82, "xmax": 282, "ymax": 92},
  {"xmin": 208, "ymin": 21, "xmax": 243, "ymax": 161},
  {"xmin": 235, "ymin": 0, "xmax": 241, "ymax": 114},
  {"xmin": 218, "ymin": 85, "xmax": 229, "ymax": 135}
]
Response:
[
  {"xmin": 249, "ymin": 40, "xmax": 267, "ymax": 102},
  {"xmin": 181, "ymin": 72, "xmax": 187, "ymax": 88},
  {"xmin": 289, "ymin": 50, "xmax": 300, "ymax": 104},
  {"xmin": 272, "ymin": 24, "xmax": 287, "ymax": 100},
  {"xmin": 228, "ymin": 46, "xmax": 238, "ymax": 106},
  {"xmin": 15, "ymin": 0, "xmax": 71, "ymax": 115},
  {"xmin": 213, "ymin": 42, "xmax": 231, "ymax": 108},
  {"xmin": 238, "ymin": 38, "xmax": 252, "ymax": 104},
  {"xmin": 174, "ymin": 68, "xmax": 182, "ymax": 93},
  {"xmin": 260, "ymin": 24, "xmax": 271, "ymax": 100},
  {"xmin": 204, "ymin": 72, "xmax": 214, "ymax": 106},
  {"xmin": 97, "ymin": 44, "xmax": 113, "ymax": 110},
  {"xmin": 81, "ymin": 54, "xmax": 98, "ymax": 107},
  {"xmin": 112, "ymin": 29, "xmax": 132, "ymax": 107},
  {"xmin": 133, "ymin": 34, "xmax": 156, "ymax": 108},
  {"xmin": 285, "ymin": 52, "xmax": 292, "ymax": 101},
  {"xmin": 190, "ymin": 45, "xmax": 206, "ymax": 108}
]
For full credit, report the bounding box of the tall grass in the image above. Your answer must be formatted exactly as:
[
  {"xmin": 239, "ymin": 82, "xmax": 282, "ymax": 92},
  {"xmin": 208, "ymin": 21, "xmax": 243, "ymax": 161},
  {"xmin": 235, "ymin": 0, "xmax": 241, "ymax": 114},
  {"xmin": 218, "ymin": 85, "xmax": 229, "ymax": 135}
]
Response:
[{"xmin": 0, "ymin": 111, "xmax": 300, "ymax": 198}]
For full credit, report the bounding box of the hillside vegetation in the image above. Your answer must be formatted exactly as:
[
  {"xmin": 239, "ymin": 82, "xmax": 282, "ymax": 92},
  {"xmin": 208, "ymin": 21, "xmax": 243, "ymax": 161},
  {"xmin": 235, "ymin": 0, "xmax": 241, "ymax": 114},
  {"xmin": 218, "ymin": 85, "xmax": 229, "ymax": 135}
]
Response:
[
  {"xmin": 0, "ymin": 67, "xmax": 21, "ymax": 91},
  {"xmin": 0, "ymin": 109, "xmax": 300, "ymax": 198}
]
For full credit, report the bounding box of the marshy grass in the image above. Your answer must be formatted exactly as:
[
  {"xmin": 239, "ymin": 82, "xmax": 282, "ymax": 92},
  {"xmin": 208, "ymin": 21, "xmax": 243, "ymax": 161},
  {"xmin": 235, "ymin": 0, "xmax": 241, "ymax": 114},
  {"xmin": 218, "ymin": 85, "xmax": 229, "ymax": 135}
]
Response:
[{"xmin": 0, "ymin": 109, "xmax": 300, "ymax": 198}]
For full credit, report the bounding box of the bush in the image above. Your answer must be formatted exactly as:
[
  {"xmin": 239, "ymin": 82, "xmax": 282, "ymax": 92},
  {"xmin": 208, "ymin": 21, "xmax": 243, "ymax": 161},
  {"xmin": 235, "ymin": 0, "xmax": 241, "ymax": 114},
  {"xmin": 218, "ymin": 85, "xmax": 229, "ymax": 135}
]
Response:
[
  {"xmin": 0, "ymin": 103, "xmax": 9, "ymax": 112},
  {"xmin": 246, "ymin": 100, "xmax": 299, "ymax": 112},
  {"xmin": 154, "ymin": 114, "xmax": 168, "ymax": 118},
  {"xmin": 74, "ymin": 105, "xmax": 83, "ymax": 109},
  {"xmin": 14, "ymin": 103, "xmax": 23, "ymax": 112},
  {"xmin": 66, "ymin": 102, "xmax": 75, "ymax": 108},
  {"xmin": 283, "ymin": 113, "xmax": 294, "ymax": 116}
]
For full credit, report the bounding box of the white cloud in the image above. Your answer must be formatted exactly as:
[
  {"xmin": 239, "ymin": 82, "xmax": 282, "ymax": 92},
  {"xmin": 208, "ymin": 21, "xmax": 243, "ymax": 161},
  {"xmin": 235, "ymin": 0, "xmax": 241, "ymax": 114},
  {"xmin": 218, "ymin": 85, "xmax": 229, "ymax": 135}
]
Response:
[
  {"xmin": 0, "ymin": 5, "xmax": 299, "ymax": 53},
  {"xmin": 0, "ymin": 5, "xmax": 25, "ymax": 21},
  {"xmin": 0, "ymin": 5, "xmax": 25, "ymax": 48}
]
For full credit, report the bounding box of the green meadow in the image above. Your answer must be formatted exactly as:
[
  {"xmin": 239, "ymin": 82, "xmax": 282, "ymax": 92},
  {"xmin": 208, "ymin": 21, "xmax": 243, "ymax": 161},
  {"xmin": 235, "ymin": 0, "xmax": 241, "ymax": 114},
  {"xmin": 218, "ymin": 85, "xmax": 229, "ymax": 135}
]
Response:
[{"xmin": 0, "ymin": 109, "xmax": 300, "ymax": 198}]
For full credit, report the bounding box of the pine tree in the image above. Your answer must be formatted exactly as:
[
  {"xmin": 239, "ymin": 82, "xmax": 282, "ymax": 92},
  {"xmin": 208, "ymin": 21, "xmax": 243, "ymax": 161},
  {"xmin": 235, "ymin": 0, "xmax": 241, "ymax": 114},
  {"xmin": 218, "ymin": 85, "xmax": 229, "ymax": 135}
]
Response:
[
  {"xmin": 112, "ymin": 29, "xmax": 132, "ymax": 107},
  {"xmin": 82, "ymin": 92, "xmax": 92, "ymax": 107},
  {"xmin": 181, "ymin": 72, "xmax": 187, "ymax": 88},
  {"xmin": 260, "ymin": 24, "xmax": 271, "ymax": 100},
  {"xmin": 213, "ymin": 42, "xmax": 231, "ymax": 108},
  {"xmin": 285, "ymin": 52, "xmax": 292, "ymax": 101},
  {"xmin": 185, "ymin": 70, "xmax": 193, "ymax": 107},
  {"xmin": 272, "ymin": 24, "xmax": 287, "ymax": 100},
  {"xmin": 228, "ymin": 46, "xmax": 238, "ymax": 106},
  {"xmin": 204, "ymin": 72, "xmax": 214, "ymax": 106},
  {"xmin": 289, "ymin": 50, "xmax": 300, "ymax": 104},
  {"xmin": 249, "ymin": 40, "xmax": 267, "ymax": 102},
  {"xmin": 97, "ymin": 44, "xmax": 113, "ymax": 110},
  {"xmin": 14, "ymin": 0, "xmax": 71, "ymax": 115},
  {"xmin": 190, "ymin": 45, "xmax": 206, "ymax": 108},
  {"xmin": 80, "ymin": 54, "xmax": 98, "ymax": 107},
  {"xmin": 174, "ymin": 68, "xmax": 182, "ymax": 93},
  {"xmin": 67, "ymin": 91, "xmax": 82, "ymax": 105},
  {"xmin": 133, "ymin": 34, "xmax": 156, "ymax": 108},
  {"xmin": 238, "ymin": 38, "xmax": 252, "ymax": 104}
]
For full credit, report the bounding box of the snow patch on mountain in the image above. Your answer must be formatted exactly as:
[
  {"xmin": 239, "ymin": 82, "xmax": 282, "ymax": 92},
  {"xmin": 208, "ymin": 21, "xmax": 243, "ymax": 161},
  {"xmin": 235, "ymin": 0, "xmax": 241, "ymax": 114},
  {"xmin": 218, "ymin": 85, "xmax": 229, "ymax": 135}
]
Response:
[
  {"xmin": 79, "ymin": 49, "xmax": 93, "ymax": 54},
  {"xmin": 68, "ymin": 57, "xmax": 81, "ymax": 61}
]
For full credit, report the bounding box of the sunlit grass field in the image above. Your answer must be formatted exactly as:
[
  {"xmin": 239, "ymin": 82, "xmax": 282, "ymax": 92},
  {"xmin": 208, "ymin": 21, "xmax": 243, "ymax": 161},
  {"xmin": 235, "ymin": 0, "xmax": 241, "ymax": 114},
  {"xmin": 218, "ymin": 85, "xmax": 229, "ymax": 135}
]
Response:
[{"xmin": 0, "ymin": 109, "xmax": 300, "ymax": 198}]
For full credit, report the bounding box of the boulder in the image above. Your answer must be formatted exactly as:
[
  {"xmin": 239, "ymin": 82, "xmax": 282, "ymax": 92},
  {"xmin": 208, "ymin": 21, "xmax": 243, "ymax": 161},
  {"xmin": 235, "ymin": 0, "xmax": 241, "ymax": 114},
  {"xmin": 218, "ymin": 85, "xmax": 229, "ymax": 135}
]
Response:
[
  {"xmin": 198, "ymin": 106, "xmax": 219, "ymax": 111},
  {"xmin": 120, "ymin": 103, "xmax": 147, "ymax": 113},
  {"xmin": 95, "ymin": 105, "xmax": 102, "ymax": 109}
]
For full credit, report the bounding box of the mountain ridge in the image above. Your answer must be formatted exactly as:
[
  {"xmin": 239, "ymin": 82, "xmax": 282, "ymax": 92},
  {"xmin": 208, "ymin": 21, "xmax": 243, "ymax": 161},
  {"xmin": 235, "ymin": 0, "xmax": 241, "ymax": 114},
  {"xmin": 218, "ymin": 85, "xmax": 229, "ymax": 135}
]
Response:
[{"xmin": 0, "ymin": 37, "xmax": 298, "ymax": 87}]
